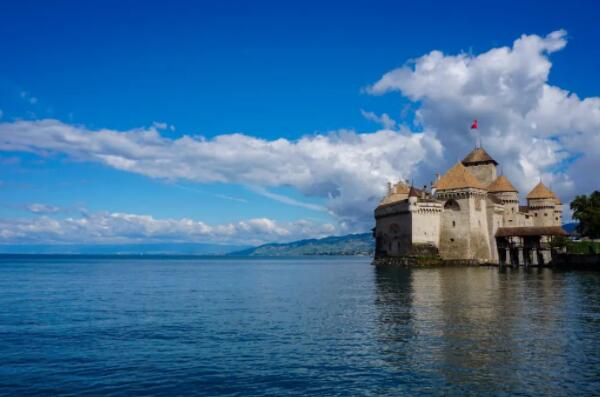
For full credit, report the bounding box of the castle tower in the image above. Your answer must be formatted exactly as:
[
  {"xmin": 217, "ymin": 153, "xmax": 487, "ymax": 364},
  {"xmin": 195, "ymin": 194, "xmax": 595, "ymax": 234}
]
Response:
[
  {"xmin": 487, "ymin": 175, "xmax": 519, "ymax": 224},
  {"xmin": 461, "ymin": 147, "xmax": 498, "ymax": 186},
  {"xmin": 526, "ymin": 182, "xmax": 560, "ymax": 227},
  {"xmin": 552, "ymin": 194, "xmax": 563, "ymax": 226},
  {"xmin": 434, "ymin": 162, "xmax": 492, "ymax": 262}
]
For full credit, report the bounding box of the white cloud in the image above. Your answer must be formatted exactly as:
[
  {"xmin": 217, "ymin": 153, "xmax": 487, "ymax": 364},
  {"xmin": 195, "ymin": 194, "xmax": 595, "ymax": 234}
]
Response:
[
  {"xmin": 247, "ymin": 186, "xmax": 328, "ymax": 212},
  {"xmin": 0, "ymin": 109, "xmax": 3, "ymax": 119},
  {"xmin": 0, "ymin": 120, "xmax": 439, "ymax": 229},
  {"xmin": 0, "ymin": 211, "xmax": 338, "ymax": 245},
  {"xmin": 152, "ymin": 121, "xmax": 168, "ymax": 129},
  {"xmin": 171, "ymin": 183, "xmax": 248, "ymax": 203},
  {"xmin": 367, "ymin": 29, "xmax": 599, "ymax": 201},
  {"xmin": 1, "ymin": 30, "xmax": 597, "ymax": 233},
  {"xmin": 26, "ymin": 203, "xmax": 61, "ymax": 214},
  {"xmin": 360, "ymin": 109, "xmax": 397, "ymax": 129}
]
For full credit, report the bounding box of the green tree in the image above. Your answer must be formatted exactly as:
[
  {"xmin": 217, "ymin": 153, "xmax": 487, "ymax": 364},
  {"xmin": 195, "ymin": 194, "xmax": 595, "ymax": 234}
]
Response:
[{"xmin": 570, "ymin": 191, "xmax": 600, "ymax": 239}]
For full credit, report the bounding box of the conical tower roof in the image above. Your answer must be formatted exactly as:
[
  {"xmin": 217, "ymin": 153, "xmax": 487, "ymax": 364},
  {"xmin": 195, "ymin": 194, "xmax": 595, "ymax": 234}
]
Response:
[
  {"xmin": 434, "ymin": 162, "xmax": 486, "ymax": 190},
  {"xmin": 526, "ymin": 181, "xmax": 555, "ymax": 200},
  {"xmin": 408, "ymin": 185, "xmax": 420, "ymax": 197},
  {"xmin": 462, "ymin": 147, "xmax": 498, "ymax": 165},
  {"xmin": 487, "ymin": 175, "xmax": 518, "ymax": 193},
  {"xmin": 552, "ymin": 191, "xmax": 562, "ymax": 205}
]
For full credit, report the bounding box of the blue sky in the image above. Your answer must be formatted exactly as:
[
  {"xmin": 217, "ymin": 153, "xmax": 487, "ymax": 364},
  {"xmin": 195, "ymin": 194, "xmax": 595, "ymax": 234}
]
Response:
[{"xmin": 0, "ymin": 1, "xmax": 599, "ymax": 245}]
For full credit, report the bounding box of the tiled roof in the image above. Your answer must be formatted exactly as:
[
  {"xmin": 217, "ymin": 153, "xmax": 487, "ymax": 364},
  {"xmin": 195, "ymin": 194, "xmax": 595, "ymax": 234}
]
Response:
[
  {"xmin": 552, "ymin": 192, "xmax": 562, "ymax": 205},
  {"xmin": 434, "ymin": 162, "xmax": 486, "ymax": 190},
  {"xmin": 393, "ymin": 181, "xmax": 410, "ymax": 194},
  {"xmin": 487, "ymin": 175, "xmax": 518, "ymax": 193},
  {"xmin": 461, "ymin": 147, "xmax": 498, "ymax": 165},
  {"xmin": 526, "ymin": 182, "xmax": 555, "ymax": 200},
  {"xmin": 495, "ymin": 226, "xmax": 568, "ymax": 237}
]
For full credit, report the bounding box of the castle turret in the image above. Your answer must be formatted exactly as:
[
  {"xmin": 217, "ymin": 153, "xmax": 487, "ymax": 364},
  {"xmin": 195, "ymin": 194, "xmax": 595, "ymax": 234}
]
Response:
[
  {"xmin": 434, "ymin": 162, "xmax": 492, "ymax": 262},
  {"xmin": 526, "ymin": 182, "xmax": 560, "ymax": 227},
  {"xmin": 487, "ymin": 175, "xmax": 519, "ymax": 222},
  {"xmin": 379, "ymin": 180, "xmax": 410, "ymax": 206},
  {"xmin": 461, "ymin": 147, "xmax": 498, "ymax": 186}
]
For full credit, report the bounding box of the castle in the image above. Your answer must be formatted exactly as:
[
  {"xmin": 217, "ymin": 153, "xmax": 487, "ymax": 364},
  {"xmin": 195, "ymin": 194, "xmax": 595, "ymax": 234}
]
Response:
[{"xmin": 373, "ymin": 147, "xmax": 567, "ymax": 265}]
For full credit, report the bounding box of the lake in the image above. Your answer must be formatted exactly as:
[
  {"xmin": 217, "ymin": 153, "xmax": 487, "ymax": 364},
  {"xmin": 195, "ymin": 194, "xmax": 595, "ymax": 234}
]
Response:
[{"xmin": 1, "ymin": 256, "xmax": 599, "ymax": 396}]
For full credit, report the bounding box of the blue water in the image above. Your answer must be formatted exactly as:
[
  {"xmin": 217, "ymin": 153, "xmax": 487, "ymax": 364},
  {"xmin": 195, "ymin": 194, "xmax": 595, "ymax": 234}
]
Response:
[{"xmin": 1, "ymin": 257, "xmax": 600, "ymax": 396}]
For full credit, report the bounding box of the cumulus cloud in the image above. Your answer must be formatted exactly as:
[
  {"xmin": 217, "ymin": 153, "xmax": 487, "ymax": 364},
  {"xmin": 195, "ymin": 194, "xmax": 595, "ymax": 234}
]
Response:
[
  {"xmin": 0, "ymin": 29, "xmax": 597, "ymax": 236},
  {"xmin": 0, "ymin": 120, "xmax": 440, "ymax": 228},
  {"xmin": 0, "ymin": 211, "xmax": 338, "ymax": 245},
  {"xmin": 368, "ymin": 29, "xmax": 599, "ymax": 200}
]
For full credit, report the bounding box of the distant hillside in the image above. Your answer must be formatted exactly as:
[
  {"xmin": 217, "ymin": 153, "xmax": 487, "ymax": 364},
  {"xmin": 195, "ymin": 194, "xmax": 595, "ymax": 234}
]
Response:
[
  {"xmin": 563, "ymin": 222, "xmax": 578, "ymax": 234},
  {"xmin": 229, "ymin": 233, "xmax": 373, "ymax": 256},
  {"xmin": 0, "ymin": 243, "xmax": 250, "ymax": 255}
]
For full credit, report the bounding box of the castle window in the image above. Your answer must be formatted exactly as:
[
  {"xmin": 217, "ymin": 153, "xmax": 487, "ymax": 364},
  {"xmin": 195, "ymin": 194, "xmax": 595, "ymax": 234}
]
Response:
[
  {"xmin": 450, "ymin": 238, "xmax": 455, "ymax": 242},
  {"xmin": 544, "ymin": 213, "xmax": 548, "ymax": 217},
  {"xmin": 452, "ymin": 221, "xmax": 456, "ymax": 227},
  {"xmin": 535, "ymin": 213, "xmax": 538, "ymax": 217},
  {"xmin": 444, "ymin": 199, "xmax": 460, "ymax": 211}
]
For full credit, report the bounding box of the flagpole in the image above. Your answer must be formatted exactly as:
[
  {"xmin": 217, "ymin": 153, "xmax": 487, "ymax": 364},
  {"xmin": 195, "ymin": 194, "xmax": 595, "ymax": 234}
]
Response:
[{"xmin": 470, "ymin": 119, "xmax": 480, "ymax": 148}]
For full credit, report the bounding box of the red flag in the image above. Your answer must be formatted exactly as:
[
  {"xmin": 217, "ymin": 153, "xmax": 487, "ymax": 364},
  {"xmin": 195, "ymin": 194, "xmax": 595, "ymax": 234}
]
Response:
[{"xmin": 470, "ymin": 119, "xmax": 478, "ymax": 130}]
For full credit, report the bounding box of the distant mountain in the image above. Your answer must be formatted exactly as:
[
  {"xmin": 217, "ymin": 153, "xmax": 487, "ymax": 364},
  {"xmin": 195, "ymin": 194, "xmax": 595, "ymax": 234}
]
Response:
[
  {"xmin": 229, "ymin": 233, "xmax": 374, "ymax": 256},
  {"xmin": 0, "ymin": 243, "xmax": 250, "ymax": 255},
  {"xmin": 563, "ymin": 222, "xmax": 578, "ymax": 234}
]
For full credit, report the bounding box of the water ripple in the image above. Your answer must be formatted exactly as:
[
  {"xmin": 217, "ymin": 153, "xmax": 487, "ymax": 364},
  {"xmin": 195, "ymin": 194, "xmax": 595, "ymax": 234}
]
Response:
[{"xmin": 0, "ymin": 258, "xmax": 599, "ymax": 396}]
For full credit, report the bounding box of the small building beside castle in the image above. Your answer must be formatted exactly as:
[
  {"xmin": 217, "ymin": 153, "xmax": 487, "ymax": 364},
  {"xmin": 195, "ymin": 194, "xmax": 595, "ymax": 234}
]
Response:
[{"xmin": 374, "ymin": 147, "xmax": 567, "ymax": 265}]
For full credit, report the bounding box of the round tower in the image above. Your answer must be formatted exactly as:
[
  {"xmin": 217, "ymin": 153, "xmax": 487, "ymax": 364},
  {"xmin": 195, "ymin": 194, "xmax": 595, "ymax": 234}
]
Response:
[
  {"xmin": 526, "ymin": 182, "xmax": 559, "ymax": 227},
  {"xmin": 487, "ymin": 175, "xmax": 519, "ymax": 223}
]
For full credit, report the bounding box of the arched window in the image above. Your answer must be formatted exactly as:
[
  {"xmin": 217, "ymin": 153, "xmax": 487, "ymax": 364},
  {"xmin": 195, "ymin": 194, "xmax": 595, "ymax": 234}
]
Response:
[{"xmin": 444, "ymin": 199, "xmax": 460, "ymax": 211}]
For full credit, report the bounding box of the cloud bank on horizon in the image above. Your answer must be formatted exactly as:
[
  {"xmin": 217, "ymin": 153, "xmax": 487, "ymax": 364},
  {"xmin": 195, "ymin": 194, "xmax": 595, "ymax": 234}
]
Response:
[
  {"xmin": 0, "ymin": 210, "xmax": 336, "ymax": 246},
  {"xmin": 1, "ymin": 30, "xmax": 598, "ymax": 244}
]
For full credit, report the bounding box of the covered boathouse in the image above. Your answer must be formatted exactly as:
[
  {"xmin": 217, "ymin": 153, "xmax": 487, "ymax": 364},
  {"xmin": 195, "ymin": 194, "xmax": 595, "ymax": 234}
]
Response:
[{"xmin": 495, "ymin": 226, "xmax": 568, "ymax": 266}]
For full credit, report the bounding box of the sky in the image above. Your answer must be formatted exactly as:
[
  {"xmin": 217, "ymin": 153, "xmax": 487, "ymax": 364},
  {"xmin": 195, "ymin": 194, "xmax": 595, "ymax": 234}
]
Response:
[{"xmin": 0, "ymin": 0, "xmax": 599, "ymax": 246}]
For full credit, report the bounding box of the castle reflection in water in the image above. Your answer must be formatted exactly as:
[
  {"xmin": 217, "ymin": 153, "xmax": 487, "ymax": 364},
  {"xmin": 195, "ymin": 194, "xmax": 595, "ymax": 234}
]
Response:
[{"xmin": 372, "ymin": 266, "xmax": 595, "ymax": 395}]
